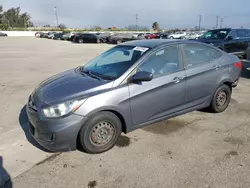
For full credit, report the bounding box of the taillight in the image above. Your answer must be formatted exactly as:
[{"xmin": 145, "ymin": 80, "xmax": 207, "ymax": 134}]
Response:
[{"xmin": 233, "ymin": 61, "xmax": 242, "ymax": 69}]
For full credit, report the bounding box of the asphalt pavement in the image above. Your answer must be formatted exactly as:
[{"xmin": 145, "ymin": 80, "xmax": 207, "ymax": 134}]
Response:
[{"xmin": 1, "ymin": 37, "xmax": 250, "ymax": 188}]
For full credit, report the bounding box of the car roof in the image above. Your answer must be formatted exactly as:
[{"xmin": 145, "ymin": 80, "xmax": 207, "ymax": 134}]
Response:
[{"xmin": 119, "ymin": 39, "xmax": 203, "ymax": 48}]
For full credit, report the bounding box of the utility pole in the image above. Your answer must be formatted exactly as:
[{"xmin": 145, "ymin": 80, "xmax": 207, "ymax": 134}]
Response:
[
  {"xmin": 198, "ymin": 15, "xmax": 202, "ymax": 31},
  {"xmin": 135, "ymin": 14, "xmax": 138, "ymax": 31},
  {"xmin": 220, "ymin": 18, "xmax": 224, "ymax": 28},
  {"xmin": 54, "ymin": 6, "xmax": 59, "ymax": 28},
  {"xmin": 216, "ymin": 16, "xmax": 219, "ymax": 28}
]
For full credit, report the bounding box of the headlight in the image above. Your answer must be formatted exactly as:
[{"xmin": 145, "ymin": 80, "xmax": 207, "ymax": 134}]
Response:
[{"xmin": 42, "ymin": 99, "xmax": 87, "ymax": 118}]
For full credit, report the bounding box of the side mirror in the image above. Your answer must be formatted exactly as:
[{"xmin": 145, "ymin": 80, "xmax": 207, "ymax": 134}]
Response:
[{"xmin": 130, "ymin": 71, "xmax": 153, "ymax": 82}]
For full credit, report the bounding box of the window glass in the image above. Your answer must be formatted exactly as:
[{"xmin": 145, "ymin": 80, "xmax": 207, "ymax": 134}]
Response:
[
  {"xmin": 83, "ymin": 45, "xmax": 148, "ymax": 79},
  {"xmin": 238, "ymin": 29, "xmax": 247, "ymax": 38},
  {"xmin": 228, "ymin": 30, "xmax": 238, "ymax": 39},
  {"xmin": 200, "ymin": 29, "xmax": 230, "ymax": 39},
  {"xmin": 183, "ymin": 44, "xmax": 222, "ymax": 68},
  {"xmin": 138, "ymin": 45, "xmax": 181, "ymax": 77}
]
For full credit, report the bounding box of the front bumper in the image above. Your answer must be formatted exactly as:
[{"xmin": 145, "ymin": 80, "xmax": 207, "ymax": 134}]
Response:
[{"xmin": 26, "ymin": 104, "xmax": 86, "ymax": 152}]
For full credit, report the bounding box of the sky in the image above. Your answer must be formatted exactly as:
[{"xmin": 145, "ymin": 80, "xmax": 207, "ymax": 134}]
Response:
[{"xmin": 1, "ymin": 0, "xmax": 250, "ymax": 29}]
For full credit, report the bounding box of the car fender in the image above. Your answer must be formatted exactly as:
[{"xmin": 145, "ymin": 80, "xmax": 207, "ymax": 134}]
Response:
[{"xmin": 76, "ymin": 105, "xmax": 132, "ymax": 133}]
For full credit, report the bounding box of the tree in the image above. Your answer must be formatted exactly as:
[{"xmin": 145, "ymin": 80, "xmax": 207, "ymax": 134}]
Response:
[
  {"xmin": 152, "ymin": 22, "xmax": 160, "ymax": 31},
  {"xmin": 43, "ymin": 24, "xmax": 51, "ymax": 27},
  {"xmin": 0, "ymin": 5, "xmax": 3, "ymax": 23},
  {"xmin": 0, "ymin": 5, "xmax": 33, "ymax": 28},
  {"xmin": 58, "ymin": 23, "xmax": 66, "ymax": 29}
]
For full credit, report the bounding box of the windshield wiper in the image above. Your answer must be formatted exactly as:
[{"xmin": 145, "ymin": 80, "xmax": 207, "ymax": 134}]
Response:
[{"xmin": 80, "ymin": 67, "xmax": 102, "ymax": 81}]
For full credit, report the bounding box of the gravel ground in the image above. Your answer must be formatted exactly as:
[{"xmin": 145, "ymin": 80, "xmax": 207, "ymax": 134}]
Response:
[{"xmin": 1, "ymin": 37, "xmax": 250, "ymax": 188}]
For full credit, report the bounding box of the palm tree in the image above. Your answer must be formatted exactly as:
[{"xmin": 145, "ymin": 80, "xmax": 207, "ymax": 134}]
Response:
[{"xmin": 152, "ymin": 22, "xmax": 160, "ymax": 31}]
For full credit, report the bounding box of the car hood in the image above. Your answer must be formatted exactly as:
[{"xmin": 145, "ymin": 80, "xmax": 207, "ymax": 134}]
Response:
[{"xmin": 33, "ymin": 68, "xmax": 112, "ymax": 107}]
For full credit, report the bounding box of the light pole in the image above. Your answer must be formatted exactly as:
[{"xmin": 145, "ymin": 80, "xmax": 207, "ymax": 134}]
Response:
[
  {"xmin": 220, "ymin": 18, "xmax": 224, "ymax": 28},
  {"xmin": 198, "ymin": 15, "xmax": 202, "ymax": 31},
  {"xmin": 54, "ymin": 6, "xmax": 59, "ymax": 27},
  {"xmin": 216, "ymin": 16, "xmax": 219, "ymax": 28},
  {"xmin": 135, "ymin": 14, "xmax": 138, "ymax": 31}
]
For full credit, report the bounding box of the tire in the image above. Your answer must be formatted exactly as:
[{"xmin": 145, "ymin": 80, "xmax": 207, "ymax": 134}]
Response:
[
  {"xmin": 182, "ymin": 37, "xmax": 186, "ymax": 40},
  {"xmin": 170, "ymin": 36, "xmax": 174, "ymax": 39},
  {"xmin": 209, "ymin": 84, "xmax": 231, "ymax": 113},
  {"xmin": 78, "ymin": 39, "xmax": 84, "ymax": 43},
  {"xmin": 78, "ymin": 111, "xmax": 122, "ymax": 154}
]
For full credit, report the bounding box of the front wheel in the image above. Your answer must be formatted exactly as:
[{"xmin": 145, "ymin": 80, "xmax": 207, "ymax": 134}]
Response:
[
  {"xmin": 169, "ymin": 36, "xmax": 174, "ymax": 39},
  {"xmin": 78, "ymin": 39, "xmax": 84, "ymax": 43},
  {"xmin": 78, "ymin": 111, "xmax": 122, "ymax": 154},
  {"xmin": 209, "ymin": 84, "xmax": 231, "ymax": 113}
]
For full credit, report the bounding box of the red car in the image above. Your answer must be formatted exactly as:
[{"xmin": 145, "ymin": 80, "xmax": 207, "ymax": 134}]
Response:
[{"xmin": 145, "ymin": 33, "xmax": 158, "ymax": 39}]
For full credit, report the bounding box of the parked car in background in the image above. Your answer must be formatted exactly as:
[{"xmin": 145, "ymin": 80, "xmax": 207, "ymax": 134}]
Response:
[
  {"xmin": 107, "ymin": 33, "xmax": 136, "ymax": 44},
  {"xmin": 137, "ymin": 33, "xmax": 149, "ymax": 40},
  {"xmin": 47, "ymin": 32, "xmax": 57, "ymax": 39},
  {"xmin": 168, "ymin": 32, "xmax": 186, "ymax": 39},
  {"xmin": 181, "ymin": 32, "xmax": 201, "ymax": 40},
  {"xmin": 61, "ymin": 32, "xmax": 71, "ymax": 40},
  {"xmin": 0, "ymin": 32, "xmax": 7, "ymax": 37},
  {"xmin": 53, "ymin": 32, "xmax": 65, "ymax": 40},
  {"xmin": 27, "ymin": 39, "xmax": 241, "ymax": 154},
  {"xmin": 96, "ymin": 32, "xmax": 112, "ymax": 43},
  {"xmin": 145, "ymin": 33, "xmax": 158, "ymax": 39},
  {"xmin": 35, "ymin": 32, "xmax": 43, "ymax": 37},
  {"xmin": 155, "ymin": 32, "xmax": 170, "ymax": 39},
  {"xmin": 69, "ymin": 33, "xmax": 81, "ymax": 41},
  {"xmin": 73, "ymin": 33, "xmax": 101, "ymax": 43},
  {"xmin": 197, "ymin": 28, "xmax": 250, "ymax": 59}
]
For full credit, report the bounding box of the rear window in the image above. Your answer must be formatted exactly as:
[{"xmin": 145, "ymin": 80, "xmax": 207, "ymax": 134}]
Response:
[{"xmin": 183, "ymin": 44, "xmax": 222, "ymax": 68}]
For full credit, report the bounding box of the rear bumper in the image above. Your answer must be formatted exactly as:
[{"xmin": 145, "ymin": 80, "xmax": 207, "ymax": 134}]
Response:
[{"xmin": 26, "ymin": 104, "xmax": 86, "ymax": 152}]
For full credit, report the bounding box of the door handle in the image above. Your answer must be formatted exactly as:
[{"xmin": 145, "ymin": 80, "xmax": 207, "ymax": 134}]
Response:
[{"xmin": 171, "ymin": 77, "xmax": 183, "ymax": 83}]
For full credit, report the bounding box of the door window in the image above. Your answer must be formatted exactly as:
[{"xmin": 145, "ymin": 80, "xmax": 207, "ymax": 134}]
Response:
[
  {"xmin": 138, "ymin": 45, "xmax": 181, "ymax": 77},
  {"xmin": 183, "ymin": 44, "xmax": 222, "ymax": 68},
  {"xmin": 228, "ymin": 30, "xmax": 238, "ymax": 39}
]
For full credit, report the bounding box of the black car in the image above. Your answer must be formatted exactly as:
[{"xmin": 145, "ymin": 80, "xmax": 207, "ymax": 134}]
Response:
[
  {"xmin": 53, "ymin": 32, "xmax": 65, "ymax": 40},
  {"xmin": 107, "ymin": 33, "xmax": 136, "ymax": 44},
  {"xmin": 73, "ymin": 33, "xmax": 101, "ymax": 43},
  {"xmin": 155, "ymin": 33, "xmax": 170, "ymax": 39},
  {"xmin": 0, "ymin": 32, "xmax": 7, "ymax": 37},
  {"xmin": 197, "ymin": 28, "xmax": 250, "ymax": 59}
]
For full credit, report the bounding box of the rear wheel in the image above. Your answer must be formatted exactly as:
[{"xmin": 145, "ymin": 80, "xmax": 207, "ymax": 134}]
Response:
[
  {"xmin": 78, "ymin": 111, "xmax": 122, "ymax": 154},
  {"xmin": 209, "ymin": 84, "xmax": 231, "ymax": 113},
  {"xmin": 170, "ymin": 36, "xmax": 174, "ymax": 39}
]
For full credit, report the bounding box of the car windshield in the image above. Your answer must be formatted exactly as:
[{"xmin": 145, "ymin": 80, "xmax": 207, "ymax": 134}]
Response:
[
  {"xmin": 81, "ymin": 45, "xmax": 149, "ymax": 80},
  {"xmin": 200, "ymin": 29, "xmax": 230, "ymax": 39}
]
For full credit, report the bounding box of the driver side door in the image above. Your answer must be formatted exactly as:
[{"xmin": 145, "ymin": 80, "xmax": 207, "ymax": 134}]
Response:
[{"xmin": 128, "ymin": 45, "xmax": 187, "ymax": 127}]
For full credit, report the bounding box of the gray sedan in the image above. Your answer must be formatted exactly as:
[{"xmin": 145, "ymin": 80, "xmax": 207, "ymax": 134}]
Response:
[{"xmin": 26, "ymin": 40, "xmax": 242, "ymax": 154}]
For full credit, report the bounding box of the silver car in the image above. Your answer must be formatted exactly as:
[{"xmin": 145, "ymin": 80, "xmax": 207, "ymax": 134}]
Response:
[{"xmin": 26, "ymin": 40, "xmax": 242, "ymax": 154}]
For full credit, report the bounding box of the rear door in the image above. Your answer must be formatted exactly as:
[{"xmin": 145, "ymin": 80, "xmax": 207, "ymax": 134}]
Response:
[
  {"xmin": 236, "ymin": 29, "xmax": 250, "ymax": 54},
  {"xmin": 129, "ymin": 45, "xmax": 187, "ymax": 127},
  {"xmin": 182, "ymin": 43, "xmax": 224, "ymax": 107},
  {"xmin": 224, "ymin": 30, "xmax": 239, "ymax": 53}
]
